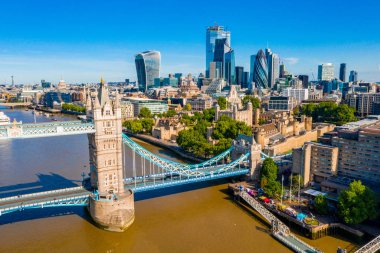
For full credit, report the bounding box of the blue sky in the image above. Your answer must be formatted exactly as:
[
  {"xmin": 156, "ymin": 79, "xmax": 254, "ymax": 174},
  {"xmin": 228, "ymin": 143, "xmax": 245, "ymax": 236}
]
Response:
[{"xmin": 0, "ymin": 0, "xmax": 379, "ymax": 84}]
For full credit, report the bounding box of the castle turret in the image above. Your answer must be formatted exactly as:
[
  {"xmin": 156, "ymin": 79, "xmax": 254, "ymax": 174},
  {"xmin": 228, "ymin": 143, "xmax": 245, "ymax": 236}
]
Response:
[
  {"xmin": 305, "ymin": 116, "xmax": 313, "ymax": 131},
  {"xmin": 254, "ymin": 108, "xmax": 260, "ymax": 126}
]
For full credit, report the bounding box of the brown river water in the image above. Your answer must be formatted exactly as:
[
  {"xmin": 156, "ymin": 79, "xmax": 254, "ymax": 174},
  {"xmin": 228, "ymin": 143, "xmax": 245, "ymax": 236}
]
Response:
[{"xmin": 0, "ymin": 108, "xmax": 357, "ymax": 253}]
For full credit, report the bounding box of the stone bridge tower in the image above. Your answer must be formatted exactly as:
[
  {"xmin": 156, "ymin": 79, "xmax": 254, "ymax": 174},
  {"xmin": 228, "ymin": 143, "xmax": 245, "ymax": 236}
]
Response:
[
  {"xmin": 86, "ymin": 79, "xmax": 134, "ymax": 232},
  {"xmin": 231, "ymin": 134, "xmax": 262, "ymax": 180}
]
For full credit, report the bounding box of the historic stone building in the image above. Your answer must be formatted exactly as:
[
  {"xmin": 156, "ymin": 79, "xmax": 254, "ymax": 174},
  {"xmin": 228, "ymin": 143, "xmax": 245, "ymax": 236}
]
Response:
[
  {"xmin": 215, "ymin": 102, "xmax": 253, "ymax": 126},
  {"xmin": 86, "ymin": 79, "xmax": 134, "ymax": 232},
  {"xmin": 152, "ymin": 117, "xmax": 186, "ymax": 141}
]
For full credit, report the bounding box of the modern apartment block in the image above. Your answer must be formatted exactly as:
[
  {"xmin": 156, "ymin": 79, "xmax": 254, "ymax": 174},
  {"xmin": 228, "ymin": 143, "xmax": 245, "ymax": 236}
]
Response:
[
  {"xmin": 293, "ymin": 142, "xmax": 339, "ymax": 186},
  {"xmin": 268, "ymin": 96, "xmax": 297, "ymax": 111},
  {"xmin": 347, "ymin": 92, "xmax": 380, "ymax": 117},
  {"xmin": 293, "ymin": 117, "xmax": 380, "ymax": 188}
]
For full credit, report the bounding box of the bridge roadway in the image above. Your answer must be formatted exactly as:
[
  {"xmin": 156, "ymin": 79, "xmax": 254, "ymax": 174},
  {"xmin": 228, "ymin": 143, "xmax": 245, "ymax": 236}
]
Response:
[{"xmin": 0, "ymin": 186, "xmax": 90, "ymax": 216}]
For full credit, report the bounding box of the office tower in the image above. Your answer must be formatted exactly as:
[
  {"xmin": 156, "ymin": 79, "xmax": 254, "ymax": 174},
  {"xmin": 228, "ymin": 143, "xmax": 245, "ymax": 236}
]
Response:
[
  {"xmin": 235, "ymin": 66, "xmax": 244, "ymax": 86},
  {"xmin": 213, "ymin": 38, "xmax": 235, "ymax": 84},
  {"xmin": 224, "ymin": 50, "xmax": 235, "ymax": 85},
  {"xmin": 253, "ymin": 49, "xmax": 269, "ymax": 89},
  {"xmin": 249, "ymin": 54, "xmax": 256, "ymax": 84},
  {"xmin": 242, "ymin": 71, "xmax": 249, "ymax": 88},
  {"xmin": 174, "ymin": 73, "xmax": 182, "ymax": 85},
  {"xmin": 279, "ymin": 62, "xmax": 287, "ymax": 78},
  {"xmin": 349, "ymin": 70, "xmax": 358, "ymax": 82},
  {"xmin": 298, "ymin": 75, "xmax": 309, "ymax": 88},
  {"xmin": 265, "ymin": 48, "xmax": 280, "ymax": 89},
  {"xmin": 205, "ymin": 25, "xmax": 230, "ymax": 78},
  {"xmin": 339, "ymin": 63, "xmax": 346, "ymax": 82},
  {"xmin": 135, "ymin": 51, "xmax": 161, "ymax": 92},
  {"xmin": 41, "ymin": 79, "xmax": 51, "ymax": 88},
  {"xmin": 317, "ymin": 63, "xmax": 334, "ymax": 81}
]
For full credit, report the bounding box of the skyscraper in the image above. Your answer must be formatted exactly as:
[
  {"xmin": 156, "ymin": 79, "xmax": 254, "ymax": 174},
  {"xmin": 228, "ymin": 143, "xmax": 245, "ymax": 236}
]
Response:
[
  {"xmin": 205, "ymin": 25, "xmax": 230, "ymax": 78},
  {"xmin": 135, "ymin": 51, "xmax": 161, "ymax": 92},
  {"xmin": 298, "ymin": 75, "xmax": 309, "ymax": 88},
  {"xmin": 265, "ymin": 48, "xmax": 280, "ymax": 89},
  {"xmin": 317, "ymin": 63, "xmax": 334, "ymax": 81},
  {"xmin": 349, "ymin": 70, "xmax": 358, "ymax": 82},
  {"xmin": 235, "ymin": 66, "xmax": 244, "ymax": 86},
  {"xmin": 339, "ymin": 63, "xmax": 346, "ymax": 82},
  {"xmin": 279, "ymin": 62, "xmax": 287, "ymax": 78},
  {"xmin": 213, "ymin": 38, "xmax": 235, "ymax": 85},
  {"xmin": 249, "ymin": 54, "xmax": 256, "ymax": 84},
  {"xmin": 253, "ymin": 49, "xmax": 268, "ymax": 89},
  {"xmin": 224, "ymin": 50, "xmax": 235, "ymax": 85}
]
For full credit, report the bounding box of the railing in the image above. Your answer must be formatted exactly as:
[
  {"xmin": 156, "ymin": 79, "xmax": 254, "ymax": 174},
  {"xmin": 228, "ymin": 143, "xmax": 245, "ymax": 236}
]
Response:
[
  {"xmin": 0, "ymin": 186, "xmax": 85, "ymax": 203},
  {"xmin": 355, "ymin": 234, "xmax": 380, "ymax": 253}
]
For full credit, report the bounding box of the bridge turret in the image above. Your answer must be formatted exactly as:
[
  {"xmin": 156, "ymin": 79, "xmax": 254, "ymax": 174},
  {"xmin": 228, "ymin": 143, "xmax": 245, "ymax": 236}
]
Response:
[{"xmin": 87, "ymin": 78, "xmax": 134, "ymax": 232}]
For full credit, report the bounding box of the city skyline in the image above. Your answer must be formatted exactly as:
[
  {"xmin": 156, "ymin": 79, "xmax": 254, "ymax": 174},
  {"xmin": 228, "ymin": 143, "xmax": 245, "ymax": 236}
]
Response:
[{"xmin": 1, "ymin": 0, "xmax": 380, "ymax": 84}]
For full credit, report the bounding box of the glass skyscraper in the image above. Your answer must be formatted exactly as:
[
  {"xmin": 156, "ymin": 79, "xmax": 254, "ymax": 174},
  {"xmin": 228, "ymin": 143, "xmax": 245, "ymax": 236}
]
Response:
[
  {"xmin": 349, "ymin": 70, "xmax": 358, "ymax": 82},
  {"xmin": 135, "ymin": 51, "xmax": 161, "ymax": 92},
  {"xmin": 339, "ymin": 63, "xmax": 346, "ymax": 82},
  {"xmin": 253, "ymin": 49, "xmax": 269, "ymax": 89},
  {"xmin": 265, "ymin": 48, "xmax": 279, "ymax": 89},
  {"xmin": 205, "ymin": 25, "xmax": 230, "ymax": 78},
  {"xmin": 317, "ymin": 63, "xmax": 334, "ymax": 81}
]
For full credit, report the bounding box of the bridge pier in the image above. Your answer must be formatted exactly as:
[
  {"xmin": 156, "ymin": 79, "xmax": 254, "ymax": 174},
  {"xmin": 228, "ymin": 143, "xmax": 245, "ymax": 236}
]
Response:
[{"xmin": 88, "ymin": 190, "xmax": 135, "ymax": 232}]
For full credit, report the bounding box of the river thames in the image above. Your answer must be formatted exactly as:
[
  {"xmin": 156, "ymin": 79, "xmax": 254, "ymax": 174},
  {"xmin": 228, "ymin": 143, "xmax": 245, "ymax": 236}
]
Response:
[{"xmin": 0, "ymin": 108, "xmax": 357, "ymax": 253}]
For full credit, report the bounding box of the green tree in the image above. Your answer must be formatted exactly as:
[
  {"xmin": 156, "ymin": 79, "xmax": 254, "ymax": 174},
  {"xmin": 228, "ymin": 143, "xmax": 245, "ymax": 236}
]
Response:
[
  {"xmin": 202, "ymin": 108, "xmax": 215, "ymax": 122},
  {"xmin": 123, "ymin": 120, "xmax": 143, "ymax": 134},
  {"xmin": 314, "ymin": 194, "xmax": 329, "ymax": 215},
  {"xmin": 139, "ymin": 107, "xmax": 152, "ymax": 118},
  {"xmin": 264, "ymin": 181, "xmax": 281, "ymax": 198},
  {"xmin": 217, "ymin": 97, "xmax": 228, "ymax": 110},
  {"xmin": 300, "ymin": 102, "xmax": 357, "ymax": 126},
  {"xmin": 290, "ymin": 174, "xmax": 304, "ymax": 195},
  {"xmin": 141, "ymin": 118, "xmax": 154, "ymax": 133},
  {"xmin": 301, "ymin": 103, "xmax": 317, "ymax": 117},
  {"xmin": 184, "ymin": 103, "xmax": 192, "ymax": 111},
  {"xmin": 338, "ymin": 180, "xmax": 378, "ymax": 224},
  {"xmin": 260, "ymin": 158, "xmax": 278, "ymax": 182},
  {"xmin": 242, "ymin": 95, "xmax": 260, "ymax": 108},
  {"xmin": 165, "ymin": 109, "xmax": 177, "ymax": 117}
]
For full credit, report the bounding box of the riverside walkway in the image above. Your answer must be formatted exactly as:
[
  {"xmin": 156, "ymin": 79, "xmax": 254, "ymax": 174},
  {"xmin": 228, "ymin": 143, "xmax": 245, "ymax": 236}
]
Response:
[{"xmin": 238, "ymin": 190, "xmax": 322, "ymax": 253}]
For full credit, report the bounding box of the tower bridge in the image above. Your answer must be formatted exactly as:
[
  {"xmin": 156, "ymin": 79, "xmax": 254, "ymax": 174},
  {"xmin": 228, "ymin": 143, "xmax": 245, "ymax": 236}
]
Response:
[{"xmin": 0, "ymin": 79, "xmax": 289, "ymax": 232}]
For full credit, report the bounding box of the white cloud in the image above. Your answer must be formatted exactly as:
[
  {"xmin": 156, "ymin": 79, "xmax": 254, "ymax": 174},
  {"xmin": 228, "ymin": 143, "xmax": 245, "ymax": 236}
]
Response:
[{"xmin": 283, "ymin": 57, "xmax": 299, "ymax": 65}]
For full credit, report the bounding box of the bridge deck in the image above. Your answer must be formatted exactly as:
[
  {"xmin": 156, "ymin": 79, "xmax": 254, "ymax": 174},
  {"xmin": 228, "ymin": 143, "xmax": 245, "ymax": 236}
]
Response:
[{"xmin": 0, "ymin": 187, "xmax": 90, "ymax": 215}]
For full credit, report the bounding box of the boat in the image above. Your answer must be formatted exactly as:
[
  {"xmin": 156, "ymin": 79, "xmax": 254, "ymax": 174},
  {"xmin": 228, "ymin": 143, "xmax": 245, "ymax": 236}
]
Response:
[
  {"xmin": 51, "ymin": 118, "xmax": 57, "ymax": 121},
  {"xmin": 0, "ymin": 112, "xmax": 11, "ymax": 125}
]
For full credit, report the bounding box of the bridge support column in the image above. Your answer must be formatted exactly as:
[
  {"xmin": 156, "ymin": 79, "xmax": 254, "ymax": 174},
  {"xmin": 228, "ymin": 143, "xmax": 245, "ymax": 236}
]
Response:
[{"xmin": 88, "ymin": 190, "xmax": 135, "ymax": 232}]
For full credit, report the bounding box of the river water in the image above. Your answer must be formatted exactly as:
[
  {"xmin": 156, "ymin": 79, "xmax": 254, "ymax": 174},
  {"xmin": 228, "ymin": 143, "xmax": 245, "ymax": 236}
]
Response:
[{"xmin": 0, "ymin": 108, "xmax": 357, "ymax": 253}]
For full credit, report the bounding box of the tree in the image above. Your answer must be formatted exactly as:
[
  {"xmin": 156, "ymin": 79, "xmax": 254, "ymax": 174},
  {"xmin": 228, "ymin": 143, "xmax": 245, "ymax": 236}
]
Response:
[
  {"xmin": 264, "ymin": 181, "xmax": 281, "ymax": 198},
  {"xmin": 314, "ymin": 194, "xmax": 328, "ymax": 215},
  {"xmin": 217, "ymin": 97, "xmax": 228, "ymax": 110},
  {"xmin": 338, "ymin": 180, "xmax": 378, "ymax": 224},
  {"xmin": 141, "ymin": 118, "xmax": 154, "ymax": 133},
  {"xmin": 242, "ymin": 95, "xmax": 260, "ymax": 108},
  {"xmin": 123, "ymin": 120, "xmax": 143, "ymax": 134},
  {"xmin": 184, "ymin": 103, "xmax": 192, "ymax": 111},
  {"xmin": 260, "ymin": 158, "xmax": 278, "ymax": 182},
  {"xmin": 290, "ymin": 174, "xmax": 303, "ymax": 195},
  {"xmin": 300, "ymin": 102, "xmax": 357, "ymax": 126},
  {"xmin": 165, "ymin": 109, "xmax": 177, "ymax": 117},
  {"xmin": 202, "ymin": 108, "xmax": 215, "ymax": 122},
  {"xmin": 139, "ymin": 107, "xmax": 152, "ymax": 118}
]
